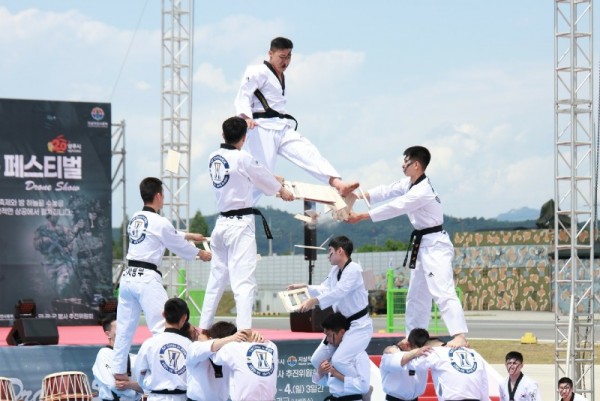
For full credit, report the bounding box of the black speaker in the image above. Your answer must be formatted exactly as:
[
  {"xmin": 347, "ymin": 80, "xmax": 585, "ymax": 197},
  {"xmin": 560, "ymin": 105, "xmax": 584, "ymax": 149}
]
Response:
[
  {"xmin": 290, "ymin": 306, "xmax": 334, "ymax": 332},
  {"xmin": 304, "ymin": 200, "xmax": 317, "ymax": 261},
  {"xmin": 6, "ymin": 318, "xmax": 59, "ymax": 345}
]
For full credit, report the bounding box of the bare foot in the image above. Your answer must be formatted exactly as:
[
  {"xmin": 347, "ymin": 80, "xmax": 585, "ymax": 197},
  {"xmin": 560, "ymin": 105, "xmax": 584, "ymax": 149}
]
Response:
[
  {"xmin": 113, "ymin": 373, "xmax": 129, "ymax": 381},
  {"xmin": 446, "ymin": 333, "xmax": 469, "ymax": 348},
  {"xmin": 330, "ymin": 178, "xmax": 360, "ymax": 197}
]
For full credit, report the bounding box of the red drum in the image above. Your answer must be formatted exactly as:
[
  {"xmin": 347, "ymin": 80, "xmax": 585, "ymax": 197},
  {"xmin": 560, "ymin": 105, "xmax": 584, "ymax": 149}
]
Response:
[
  {"xmin": 0, "ymin": 377, "xmax": 17, "ymax": 401},
  {"xmin": 41, "ymin": 372, "xmax": 93, "ymax": 401}
]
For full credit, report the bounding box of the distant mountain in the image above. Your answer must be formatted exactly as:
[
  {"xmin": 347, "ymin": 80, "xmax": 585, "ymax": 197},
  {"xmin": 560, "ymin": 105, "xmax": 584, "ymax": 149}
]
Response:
[
  {"xmin": 495, "ymin": 207, "xmax": 539, "ymax": 222},
  {"xmin": 113, "ymin": 207, "xmax": 538, "ymax": 255}
]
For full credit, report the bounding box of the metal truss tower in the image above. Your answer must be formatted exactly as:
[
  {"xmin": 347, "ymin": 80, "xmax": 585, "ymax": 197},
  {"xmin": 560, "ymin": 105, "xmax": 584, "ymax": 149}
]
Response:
[
  {"xmin": 554, "ymin": 1, "xmax": 595, "ymax": 399},
  {"xmin": 160, "ymin": 0, "xmax": 194, "ymax": 299},
  {"xmin": 111, "ymin": 120, "xmax": 127, "ymax": 289}
]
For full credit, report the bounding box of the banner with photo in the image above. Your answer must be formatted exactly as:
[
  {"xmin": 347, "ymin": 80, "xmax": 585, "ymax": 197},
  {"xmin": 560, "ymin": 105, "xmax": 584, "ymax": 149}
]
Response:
[{"xmin": 0, "ymin": 98, "xmax": 112, "ymax": 326}]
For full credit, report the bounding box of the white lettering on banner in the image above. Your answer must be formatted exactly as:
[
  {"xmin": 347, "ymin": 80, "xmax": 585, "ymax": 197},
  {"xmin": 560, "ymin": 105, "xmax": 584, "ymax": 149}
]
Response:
[
  {"xmin": 24, "ymin": 180, "xmax": 80, "ymax": 192},
  {"xmin": 3, "ymin": 155, "xmax": 82, "ymax": 179},
  {"xmin": 25, "ymin": 181, "xmax": 52, "ymax": 191},
  {"xmin": 55, "ymin": 181, "xmax": 80, "ymax": 191},
  {"xmin": 9, "ymin": 378, "xmax": 42, "ymax": 401}
]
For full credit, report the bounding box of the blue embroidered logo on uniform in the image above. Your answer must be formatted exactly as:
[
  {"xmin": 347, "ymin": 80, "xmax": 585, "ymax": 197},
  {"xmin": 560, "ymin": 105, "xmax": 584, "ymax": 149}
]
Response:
[
  {"xmin": 246, "ymin": 344, "xmax": 275, "ymax": 377},
  {"xmin": 159, "ymin": 343, "xmax": 187, "ymax": 375},
  {"xmin": 209, "ymin": 155, "xmax": 230, "ymax": 188},
  {"xmin": 448, "ymin": 347, "xmax": 477, "ymax": 374},
  {"xmin": 128, "ymin": 214, "xmax": 149, "ymax": 245}
]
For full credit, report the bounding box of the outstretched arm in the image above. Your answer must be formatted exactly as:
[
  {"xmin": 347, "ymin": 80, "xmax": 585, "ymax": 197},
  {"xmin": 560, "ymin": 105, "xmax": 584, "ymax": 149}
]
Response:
[{"xmin": 346, "ymin": 212, "xmax": 371, "ymax": 224}]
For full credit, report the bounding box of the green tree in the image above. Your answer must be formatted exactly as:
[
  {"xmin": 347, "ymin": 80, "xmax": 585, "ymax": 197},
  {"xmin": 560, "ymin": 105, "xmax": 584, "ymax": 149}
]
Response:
[
  {"xmin": 189, "ymin": 210, "xmax": 210, "ymax": 235},
  {"xmin": 356, "ymin": 238, "xmax": 408, "ymax": 253}
]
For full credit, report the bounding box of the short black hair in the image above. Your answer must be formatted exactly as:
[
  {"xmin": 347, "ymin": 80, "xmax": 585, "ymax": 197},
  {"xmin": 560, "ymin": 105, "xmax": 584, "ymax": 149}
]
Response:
[
  {"xmin": 404, "ymin": 146, "xmax": 431, "ymax": 169},
  {"xmin": 558, "ymin": 377, "xmax": 573, "ymax": 387},
  {"xmin": 208, "ymin": 321, "xmax": 237, "ymax": 339},
  {"xmin": 163, "ymin": 298, "xmax": 189, "ymax": 325},
  {"xmin": 321, "ymin": 312, "xmax": 350, "ymax": 332},
  {"xmin": 407, "ymin": 328, "xmax": 430, "ymax": 348},
  {"xmin": 328, "ymin": 235, "xmax": 353, "ymax": 257},
  {"xmin": 222, "ymin": 116, "xmax": 248, "ymax": 144},
  {"xmin": 270, "ymin": 37, "xmax": 293, "ymax": 51},
  {"xmin": 101, "ymin": 313, "xmax": 116, "ymax": 332},
  {"xmin": 505, "ymin": 351, "xmax": 524, "ymax": 363},
  {"xmin": 139, "ymin": 177, "xmax": 163, "ymax": 204}
]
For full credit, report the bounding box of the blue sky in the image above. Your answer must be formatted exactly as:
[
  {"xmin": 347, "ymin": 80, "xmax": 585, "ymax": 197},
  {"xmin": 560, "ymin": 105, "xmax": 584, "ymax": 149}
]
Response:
[{"xmin": 1, "ymin": 1, "xmax": 597, "ymax": 224}]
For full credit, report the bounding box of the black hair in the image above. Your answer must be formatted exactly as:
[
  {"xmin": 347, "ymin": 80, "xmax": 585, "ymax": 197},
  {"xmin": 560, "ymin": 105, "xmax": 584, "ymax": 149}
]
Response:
[
  {"xmin": 207, "ymin": 321, "xmax": 237, "ymax": 339},
  {"xmin": 558, "ymin": 377, "xmax": 573, "ymax": 387},
  {"xmin": 321, "ymin": 312, "xmax": 350, "ymax": 332},
  {"xmin": 270, "ymin": 37, "xmax": 293, "ymax": 51},
  {"xmin": 101, "ymin": 313, "xmax": 116, "ymax": 332},
  {"xmin": 328, "ymin": 235, "xmax": 353, "ymax": 257},
  {"xmin": 404, "ymin": 146, "xmax": 431, "ymax": 169},
  {"xmin": 222, "ymin": 116, "xmax": 248, "ymax": 144},
  {"xmin": 407, "ymin": 328, "xmax": 430, "ymax": 348},
  {"xmin": 505, "ymin": 351, "xmax": 524, "ymax": 363},
  {"xmin": 139, "ymin": 177, "xmax": 163, "ymax": 204},
  {"xmin": 163, "ymin": 297, "xmax": 189, "ymax": 325}
]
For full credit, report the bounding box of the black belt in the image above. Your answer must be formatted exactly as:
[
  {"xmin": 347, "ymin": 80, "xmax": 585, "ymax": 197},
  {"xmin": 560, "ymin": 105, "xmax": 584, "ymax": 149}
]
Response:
[
  {"xmin": 220, "ymin": 208, "xmax": 273, "ymax": 239},
  {"xmin": 252, "ymin": 110, "xmax": 298, "ymax": 130},
  {"xmin": 151, "ymin": 389, "xmax": 186, "ymax": 395},
  {"xmin": 128, "ymin": 260, "xmax": 162, "ymax": 277},
  {"xmin": 323, "ymin": 307, "xmax": 369, "ymax": 346},
  {"xmin": 324, "ymin": 395, "xmax": 362, "ymax": 401},
  {"xmin": 346, "ymin": 306, "xmax": 369, "ymax": 323},
  {"xmin": 386, "ymin": 395, "xmax": 417, "ymax": 401},
  {"xmin": 252, "ymin": 88, "xmax": 298, "ymax": 130},
  {"xmin": 403, "ymin": 225, "xmax": 443, "ymax": 269}
]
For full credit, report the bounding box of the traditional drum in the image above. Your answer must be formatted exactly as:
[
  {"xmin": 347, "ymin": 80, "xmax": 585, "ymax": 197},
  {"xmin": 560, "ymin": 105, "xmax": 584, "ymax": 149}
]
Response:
[
  {"xmin": 0, "ymin": 377, "xmax": 17, "ymax": 401},
  {"xmin": 41, "ymin": 371, "xmax": 93, "ymax": 401}
]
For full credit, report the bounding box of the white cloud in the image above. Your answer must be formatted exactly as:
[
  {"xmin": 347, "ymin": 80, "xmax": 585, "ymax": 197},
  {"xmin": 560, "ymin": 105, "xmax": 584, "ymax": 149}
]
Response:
[{"xmin": 193, "ymin": 62, "xmax": 236, "ymax": 93}]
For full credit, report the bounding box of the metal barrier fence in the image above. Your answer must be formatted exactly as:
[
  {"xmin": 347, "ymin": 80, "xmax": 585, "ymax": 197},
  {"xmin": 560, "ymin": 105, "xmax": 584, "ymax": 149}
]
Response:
[{"xmin": 385, "ymin": 268, "xmax": 463, "ymax": 334}]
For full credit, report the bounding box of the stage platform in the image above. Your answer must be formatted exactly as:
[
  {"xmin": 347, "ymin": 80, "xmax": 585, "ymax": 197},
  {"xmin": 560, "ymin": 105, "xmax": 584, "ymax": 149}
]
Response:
[
  {"xmin": 0, "ymin": 325, "xmax": 500, "ymax": 401},
  {"xmin": 0, "ymin": 325, "xmax": 399, "ymax": 347}
]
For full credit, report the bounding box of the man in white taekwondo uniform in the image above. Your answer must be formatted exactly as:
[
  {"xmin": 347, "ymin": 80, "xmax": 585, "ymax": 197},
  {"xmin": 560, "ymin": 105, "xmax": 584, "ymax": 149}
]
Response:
[
  {"xmin": 380, "ymin": 341, "xmax": 428, "ymax": 401},
  {"xmin": 499, "ymin": 351, "xmax": 542, "ymax": 401},
  {"xmin": 134, "ymin": 298, "xmax": 191, "ymax": 401},
  {"xmin": 200, "ymin": 116, "xmax": 294, "ymax": 333},
  {"xmin": 93, "ymin": 314, "xmax": 142, "ymax": 401},
  {"xmin": 113, "ymin": 177, "xmax": 212, "ymax": 382},
  {"xmin": 212, "ymin": 326, "xmax": 279, "ymax": 401},
  {"xmin": 288, "ymin": 236, "xmax": 373, "ymax": 381},
  {"xmin": 234, "ymin": 36, "xmax": 358, "ymax": 203},
  {"xmin": 402, "ymin": 328, "xmax": 488, "ymax": 401},
  {"xmin": 311, "ymin": 312, "xmax": 371, "ymax": 401},
  {"xmin": 347, "ymin": 146, "xmax": 468, "ymax": 348},
  {"xmin": 186, "ymin": 322, "xmax": 248, "ymax": 401}
]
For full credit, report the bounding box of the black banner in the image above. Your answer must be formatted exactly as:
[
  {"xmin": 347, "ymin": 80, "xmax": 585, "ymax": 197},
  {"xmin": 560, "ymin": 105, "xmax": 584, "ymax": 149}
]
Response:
[{"xmin": 0, "ymin": 98, "xmax": 112, "ymax": 326}]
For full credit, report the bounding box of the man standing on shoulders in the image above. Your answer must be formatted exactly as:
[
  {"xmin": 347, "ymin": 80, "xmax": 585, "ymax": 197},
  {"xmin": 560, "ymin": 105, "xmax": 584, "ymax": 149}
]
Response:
[
  {"xmin": 200, "ymin": 116, "xmax": 294, "ymax": 334},
  {"xmin": 113, "ymin": 177, "xmax": 211, "ymax": 382},
  {"xmin": 499, "ymin": 351, "xmax": 542, "ymax": 401},
  {"xmin": 347, "ymin": 146, "xmax": 468, "ymax": 348},
  {"xmin": 235, "ymin": 36, "xmax": 358, "ymax": 203}
]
